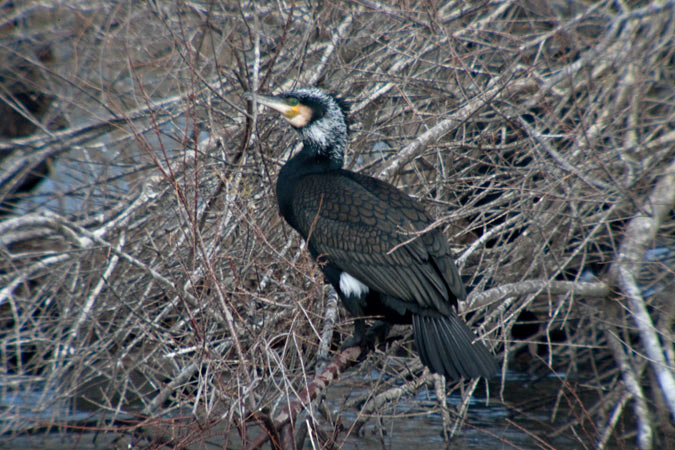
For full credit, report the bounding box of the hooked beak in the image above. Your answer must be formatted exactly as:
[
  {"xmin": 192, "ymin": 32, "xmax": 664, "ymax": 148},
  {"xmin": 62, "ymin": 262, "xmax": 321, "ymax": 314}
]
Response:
[
  {"xmin": 245, "ymin": 91, "xmax": 312, "ymax": 128},
  {"xmin": 245, "ymin": 92, "xmax": 299, "ymax": 118}
]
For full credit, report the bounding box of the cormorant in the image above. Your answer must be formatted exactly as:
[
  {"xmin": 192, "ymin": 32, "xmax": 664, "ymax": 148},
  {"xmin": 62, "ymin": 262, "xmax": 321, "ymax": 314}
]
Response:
[{"xmin": 249, "ymin": 87, "xmax": 496, "ymax": 379}]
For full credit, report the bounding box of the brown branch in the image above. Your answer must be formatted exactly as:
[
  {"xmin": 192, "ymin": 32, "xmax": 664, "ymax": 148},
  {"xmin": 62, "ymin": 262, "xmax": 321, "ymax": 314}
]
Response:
[
  {"xmin": 246, "ymin": 346, "xmax": 362, "ymax": 450},
  {"xmin": 379, "ymin": 76, "xmax": 539, "ymax": 180}
]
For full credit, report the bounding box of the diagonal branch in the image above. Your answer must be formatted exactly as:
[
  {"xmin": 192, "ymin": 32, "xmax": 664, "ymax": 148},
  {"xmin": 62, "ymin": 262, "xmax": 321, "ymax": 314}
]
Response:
[
  {"xmin": 610, "ymin": 157, "xmax": 675, "ymax": 418},
  {"xmin": 246, "ymin": 346, "xmax": 362, "ymax": 450}
]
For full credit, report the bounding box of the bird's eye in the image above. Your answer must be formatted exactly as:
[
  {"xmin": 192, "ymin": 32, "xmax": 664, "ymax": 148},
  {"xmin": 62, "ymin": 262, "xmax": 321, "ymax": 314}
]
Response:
[{"xmin": 287, "ymin": 98, "xmax": 299, "ymax": 106}]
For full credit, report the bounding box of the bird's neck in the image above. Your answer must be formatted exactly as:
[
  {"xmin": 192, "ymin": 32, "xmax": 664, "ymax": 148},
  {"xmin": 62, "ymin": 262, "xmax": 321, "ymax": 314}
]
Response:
[
  {"xmin": 299, "ymin": 120, "xmax": 346, "ymax": 168},
  {"xmin": 300, "ymin": 140, "xmax": 344, "ymax": 171},
  {"xmin": 276, "ymin": 140, "xmax": 343, "ymax": 231}
]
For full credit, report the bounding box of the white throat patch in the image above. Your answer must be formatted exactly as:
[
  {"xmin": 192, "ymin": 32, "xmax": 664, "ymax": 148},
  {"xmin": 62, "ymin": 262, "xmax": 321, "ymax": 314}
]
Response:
[{"xmin": 339, "ymin": 272, "xmax": 369, "ymax": 298}]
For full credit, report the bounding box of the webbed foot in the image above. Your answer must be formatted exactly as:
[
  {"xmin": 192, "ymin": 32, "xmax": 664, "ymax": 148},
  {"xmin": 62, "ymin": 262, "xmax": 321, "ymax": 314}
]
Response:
[{"xmin": 341, "ymin": 320, "xmax": 391, "ymax": 350}]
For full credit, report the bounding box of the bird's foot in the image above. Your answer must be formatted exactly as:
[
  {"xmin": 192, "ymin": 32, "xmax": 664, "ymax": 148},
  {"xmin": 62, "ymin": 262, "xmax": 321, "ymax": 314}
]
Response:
[
  {"xmin": 341, "ymin": 319, "xmax": 367, "ymax": 350},
  {"xmin": 341, "ymin": 320, "xmax": 390, "ymax": 351}
]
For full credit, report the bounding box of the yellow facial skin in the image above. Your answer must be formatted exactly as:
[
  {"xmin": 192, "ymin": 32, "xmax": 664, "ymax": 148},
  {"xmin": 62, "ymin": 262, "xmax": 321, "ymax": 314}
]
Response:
[{"xmin": 287, "ymin": 103, "xmax": 312, "ymax": 128}]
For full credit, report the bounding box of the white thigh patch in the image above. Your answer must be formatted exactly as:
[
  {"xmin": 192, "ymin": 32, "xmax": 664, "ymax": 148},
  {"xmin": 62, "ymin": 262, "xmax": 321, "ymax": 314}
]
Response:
[{"xmin": 339, "ymin": 272, "xmax": 369, "ymax": 297}]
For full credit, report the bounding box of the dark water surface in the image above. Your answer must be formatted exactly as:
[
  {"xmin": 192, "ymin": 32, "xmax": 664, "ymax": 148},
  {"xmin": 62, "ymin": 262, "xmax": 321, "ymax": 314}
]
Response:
[{"xmin": 2, "ymin": 369, "xmax": 585, "ymax": 449}]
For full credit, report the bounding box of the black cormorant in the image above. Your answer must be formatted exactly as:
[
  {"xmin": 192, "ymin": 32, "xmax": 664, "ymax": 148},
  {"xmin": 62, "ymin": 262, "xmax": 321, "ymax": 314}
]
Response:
[{"xmin": 249, "ymin": 87, "xmax": 496, "ymax": 379}]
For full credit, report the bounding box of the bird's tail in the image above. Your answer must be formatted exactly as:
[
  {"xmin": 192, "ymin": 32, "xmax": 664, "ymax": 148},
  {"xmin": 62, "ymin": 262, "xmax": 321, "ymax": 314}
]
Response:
[{"xmin": 412, "ymin": 314, "xmax": 497, "ymax": 379}]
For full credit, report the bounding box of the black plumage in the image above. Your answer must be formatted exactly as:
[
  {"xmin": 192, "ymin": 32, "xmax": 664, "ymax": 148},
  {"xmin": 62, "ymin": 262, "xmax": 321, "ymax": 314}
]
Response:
[{"xmin": 250, "ymin": 88, "xmax": 496, "ymax": 379}]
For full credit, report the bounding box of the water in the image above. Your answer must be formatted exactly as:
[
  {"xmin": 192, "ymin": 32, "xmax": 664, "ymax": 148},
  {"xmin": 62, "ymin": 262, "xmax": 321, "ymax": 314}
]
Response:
[{"xmin": 1, "ymin": 369, "xmax": 583, "ymax": 449}]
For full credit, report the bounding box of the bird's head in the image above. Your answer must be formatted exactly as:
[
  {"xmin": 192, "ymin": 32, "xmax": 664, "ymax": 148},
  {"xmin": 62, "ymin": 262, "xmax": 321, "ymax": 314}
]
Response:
[{"xmin": 247, "ymin": 87, "xmax": 349, "ymax": 166}]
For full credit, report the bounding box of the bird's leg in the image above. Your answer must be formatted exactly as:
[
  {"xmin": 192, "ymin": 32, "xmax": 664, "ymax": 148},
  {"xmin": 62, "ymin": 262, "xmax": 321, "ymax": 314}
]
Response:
[
  {"xmin": 366, "ymin": 320, "xmax": 391, "ymax": 346},
  {"xmin": 341, "ymin": 319, "xmax": 391, "ymax": 350},
  {"xmin": 341, "ymin": 319, "xmax": 367, "ymax": 350}
]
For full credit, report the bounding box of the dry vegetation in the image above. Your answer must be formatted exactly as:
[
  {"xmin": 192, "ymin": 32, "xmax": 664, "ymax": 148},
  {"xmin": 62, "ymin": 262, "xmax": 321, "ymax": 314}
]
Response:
[{"xmin": 1, "ymin": 1, "xmax": 674, "ymax": 449}]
